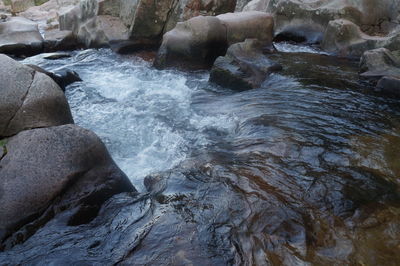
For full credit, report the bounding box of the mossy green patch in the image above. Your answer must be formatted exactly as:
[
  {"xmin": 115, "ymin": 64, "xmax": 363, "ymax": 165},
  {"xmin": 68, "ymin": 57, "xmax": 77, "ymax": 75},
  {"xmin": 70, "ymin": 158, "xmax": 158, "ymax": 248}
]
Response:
[
  {"xmin": 34, "ymin": 0, "xmax": 48, "ymax": 6},
  {"xmin": 2, "ymin": 0, "xmax": 11, "ymax": 6}
]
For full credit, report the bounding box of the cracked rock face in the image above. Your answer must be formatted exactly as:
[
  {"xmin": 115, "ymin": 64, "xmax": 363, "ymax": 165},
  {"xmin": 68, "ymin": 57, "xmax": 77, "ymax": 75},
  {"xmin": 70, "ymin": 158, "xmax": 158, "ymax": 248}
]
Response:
[
  {"xmin": 0, "ymin": 54, "xmax": 73, "ymax": 138},
  {"xmin": 0, "ymin": 124, "xmax": 136, "ymax": 248}
]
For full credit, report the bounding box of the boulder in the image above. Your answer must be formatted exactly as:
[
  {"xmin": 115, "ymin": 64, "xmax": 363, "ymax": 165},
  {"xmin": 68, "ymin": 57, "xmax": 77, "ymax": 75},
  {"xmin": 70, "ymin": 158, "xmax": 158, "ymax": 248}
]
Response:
[
  {"xmin": 209, "ymin": 39, "xmax": 282, "ymax": 90},
  {"xmin": 217, "ymin": 11, "xmax": 274, "ymax": 45},
  {"xmin": 242, "ymin": 0, "xmax": 400, "ymax": 36},
  {"xmin": 358, "ymin": 48, "xmax": 400, "ymax": 96},
  {"xmin": 360, "ymin": 48, "xmax": 400, "ymax": 73},
  {"xmin": 59, "ymin": 0, "xmax": 236, "ymax": 50},
  {"xmin": 163, "ymin": 0, "xmax": 236, "ymax": 33},
  {"xmin": 11, "ymin": 0, "xmax": 34, "ymax": 13},
  {"xmin": 376, "ymin": 76, "xmax": 400, "ymax": 97},
  {"xmin": 0, "ymin": 16, "xmax": 43, "ymax": 56},
  {"xmin": 154, "ymin": 15, "xmax": 227, "ymax": 69},
  {"xmin": 321, "ymin": 19, "xmax": 381, "ymax": 57},
  {"xmin": 0, "ymin": 124, "xmax": 136, "ymax": 247},
  {"xmin": 43, "ymin": 29, "xmax": 80, "ymax": 51},
  {"xmin": 154, "ymin": 12, "xmax": 275, "ymax": 69},
  {"xmin": 0, "ymin": 54, "xmax": 73, "ymax": 138},
  {"xmin": 26, "ymin": 64, "xmax": 82, "ymax": 91}
]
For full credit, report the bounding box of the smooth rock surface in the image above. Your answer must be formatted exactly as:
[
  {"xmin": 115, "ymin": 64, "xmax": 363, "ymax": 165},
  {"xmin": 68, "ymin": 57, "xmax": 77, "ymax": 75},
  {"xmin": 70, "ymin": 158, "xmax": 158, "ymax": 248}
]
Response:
[
  {"xmin": 154, "ymin": 15, "xmax": 227, "ymax": 69},
  {"xmin": 0, "ymin": 124, "xmax": 136, "ymax": 248},
  {"xmin": 0, "ymin": 54, "xmax": 73, "ymax": 137},
  {"xmin": 0, "ymin": 16, "xmax": 43, "ymax": 55},
  {"xmin": 217, "ymin": 11, "xmax": 274, "ymax": 45}
]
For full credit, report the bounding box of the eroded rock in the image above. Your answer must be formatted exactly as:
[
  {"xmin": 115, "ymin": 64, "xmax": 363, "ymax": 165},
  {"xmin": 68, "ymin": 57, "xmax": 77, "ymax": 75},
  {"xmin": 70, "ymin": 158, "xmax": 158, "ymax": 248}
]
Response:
[
  {"xmin": 210, "ymin": 39, "xmax": 282, "ymax": 90},
  {"xmin": 0, "ymin": 124, "xmax": 135, "ymax": 248},
  {"xmin": 0, "ymin": 54, "xmax": 73, "ymax": 137}
]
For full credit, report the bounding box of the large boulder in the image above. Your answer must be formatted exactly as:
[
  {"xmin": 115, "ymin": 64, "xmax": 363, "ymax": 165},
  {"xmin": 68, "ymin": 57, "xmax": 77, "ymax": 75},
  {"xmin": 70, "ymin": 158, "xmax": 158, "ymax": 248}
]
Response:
[
  {"xmin": 154, "ymin": 15, "xmax": 227, "ymax": 69},
  {"xmin": 0, "ymin": 124, "xmax": 136, "ymax": 248},
  {"xmin": 217, "ymin": 11, "xmax": 274, "ymax": 45},
  {"xmin": 0, "ymin": 17, "xmax": 43, "ymax": 56},
  {"xmin": 154, "ymin": 12, "xmax": 275, "ymax": 69},
  {"xmin": 0, "ymin": 54, "xmax": 73, "ymax": 138},
  {"xmin": 242, "ymin": 0, "xmax": 400, "ymax": 35},
  {"xmin": 321, "ymin": 19, "xmax": 375, "ymax": 57},
  {"xmin": 163, "ymin": 0, "xmax": 236, "ymax": 32},
  {"xmin": 209, "ymin": 39, "xmax": 282, "ymax": 90},
  {"xmin": 59, "ymin": 0, "xmax": 236, "ymax": 50}
]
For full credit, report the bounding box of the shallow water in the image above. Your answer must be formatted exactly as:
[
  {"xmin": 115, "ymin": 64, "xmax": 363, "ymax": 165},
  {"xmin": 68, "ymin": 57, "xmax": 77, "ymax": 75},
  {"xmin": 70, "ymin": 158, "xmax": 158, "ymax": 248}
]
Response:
[{"xmin": 2, "ymin": 47, "xmax": 400, "ymax": 265}]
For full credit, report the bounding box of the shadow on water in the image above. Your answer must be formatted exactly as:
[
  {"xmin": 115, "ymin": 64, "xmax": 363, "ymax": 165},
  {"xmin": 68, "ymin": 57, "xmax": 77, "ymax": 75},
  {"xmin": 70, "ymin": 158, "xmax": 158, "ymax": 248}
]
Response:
[{"xmin": 1, "ymin": 48, "xmax": 400, "ymax": 265}]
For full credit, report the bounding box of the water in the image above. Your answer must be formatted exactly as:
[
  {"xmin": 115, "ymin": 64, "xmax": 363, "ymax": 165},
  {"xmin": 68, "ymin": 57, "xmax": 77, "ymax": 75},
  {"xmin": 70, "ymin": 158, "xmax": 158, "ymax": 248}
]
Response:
[{"xmin": 2, "ymin": 47, "xmax": 400, "ymax": 265}]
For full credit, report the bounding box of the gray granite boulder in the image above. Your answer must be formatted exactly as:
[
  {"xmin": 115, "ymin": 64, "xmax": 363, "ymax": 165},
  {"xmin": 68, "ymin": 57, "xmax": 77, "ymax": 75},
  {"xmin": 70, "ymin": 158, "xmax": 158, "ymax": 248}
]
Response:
[
  {"xmin": 0, "ymin": 54, "xmax": 73, "ymax": 138},
  {"xmin": 154, "ymin": 16, "xmax": 228, "ymax": 69},
  {"xmin": 0, "ymin": 17, "xmax": 43, "ymax": 56},
  {"xmin": 210, "ymin": 39, "xmax": 282, "ymax": 90},
  {"xmin": 0, "ymin": 124, "xmax": 136, "ymax": 248},
  {"xmin": 154, "ymin": 12, "xmax": 275, "ymax": 69}
]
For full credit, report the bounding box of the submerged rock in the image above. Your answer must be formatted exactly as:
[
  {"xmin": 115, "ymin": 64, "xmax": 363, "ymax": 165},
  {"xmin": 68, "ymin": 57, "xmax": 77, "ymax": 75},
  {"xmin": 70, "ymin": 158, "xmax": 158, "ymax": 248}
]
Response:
[
  {"xmin": 210, "ymin": 39, "xmax": 282, "ymax": 90},
  {"xmin": 0, "ymin": 124, "xmax": 135, "ymax": 249},
  {"xmin": 0, "ymin": 16, "xmax": 43, "ymax": 56},
  {"xmin": 0, "ymin": 54, "xmax": 73, "ymax": 138},
  {"xmin": 26, "ymin": 63, "xmax": 82, "ymax": 91},
  {"xmin": 376, "ymin": 76, "xmax": 400, "ymax": 97}
]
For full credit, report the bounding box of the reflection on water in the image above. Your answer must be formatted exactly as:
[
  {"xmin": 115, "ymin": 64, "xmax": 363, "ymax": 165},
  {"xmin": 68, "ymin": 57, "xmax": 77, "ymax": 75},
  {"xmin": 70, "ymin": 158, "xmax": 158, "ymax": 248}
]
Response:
[{"xmin": 1, "ymin": 48, "xmax": 399, "ymax": 265}]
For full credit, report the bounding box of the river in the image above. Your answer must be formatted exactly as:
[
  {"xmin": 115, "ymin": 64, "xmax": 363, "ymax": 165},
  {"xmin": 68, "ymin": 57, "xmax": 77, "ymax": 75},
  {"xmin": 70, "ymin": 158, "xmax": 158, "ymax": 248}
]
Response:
[{"xmin": 1, "ymin": 45, "xmax": 399, "ymax": 265}]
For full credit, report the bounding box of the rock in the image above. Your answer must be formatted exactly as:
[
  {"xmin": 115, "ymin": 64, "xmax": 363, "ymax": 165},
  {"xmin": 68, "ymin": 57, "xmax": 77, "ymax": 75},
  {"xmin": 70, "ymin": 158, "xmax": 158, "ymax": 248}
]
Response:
[
  {"xmin": 209, "ymin": 39, "xmax": 282, "ymax": 90},
  {"xmin": 0, "ymin": 124, "xmax": 136, "ymax": 248},
  {"xmin": 163, "ymin": 0, "xmax": 236, "ymax": 33},
  {"xmin": 11, "ymin": 0, "xmax": 34, "ymax": 13},
  {"xmin": 43, "ymin": 52, "xmax": 71, "ymax": 60},
  {"xmin": 59, "ymin": 0, "xmax": 236, "ymax": 50},
  {"xmin": 217, "ymin": 11, "xmax": 274, "ymax": 45},
  {"xmin": 154, "ymin": 15, "xmax": 228, "ymax": 69},
  {"xmin": 0, "ymin": 16, "xmax": 43, "ymax": 56},
  {"xmin": 43, "ymin": 30, "xmax": 80, "ymax": 51},
  {"xmin": 376, "ymin": 76, "xmax": 400, "ymax": 97},
  {"xmin": 321, "ymin": 19, "xmax": 378, "ymax": 57},
  {"xmin": 358, "ymin": 48, "xmax": 400, "ymax": 94},
  {"xmin": 154, "ymin": 12, "xmax": 275, "ymax": 69},
  {"xmin": 26, "ymin": 64, "xmax": 82, "ymax": 91},
  {"xmin": 0, "ymin": 54, "xmax": 73, "ymax": 137}
]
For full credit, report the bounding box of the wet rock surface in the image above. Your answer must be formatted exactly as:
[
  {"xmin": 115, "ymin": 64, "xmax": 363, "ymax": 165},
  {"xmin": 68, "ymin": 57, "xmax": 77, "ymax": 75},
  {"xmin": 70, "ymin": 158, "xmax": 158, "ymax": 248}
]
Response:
[
  {"xmin": 210, "ymin": 39, "xmax": 282, "ymax": 90},
  {"xmin": 0, "ymin": 124, "xmax": 135, "ymax": 250}
]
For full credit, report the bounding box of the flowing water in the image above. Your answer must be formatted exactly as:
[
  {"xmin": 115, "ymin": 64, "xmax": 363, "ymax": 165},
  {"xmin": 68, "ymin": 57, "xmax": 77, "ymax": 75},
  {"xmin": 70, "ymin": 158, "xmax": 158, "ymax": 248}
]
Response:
[{"xmin": 1, "ymin": 47, "xmax": 400, "ymax": 265}]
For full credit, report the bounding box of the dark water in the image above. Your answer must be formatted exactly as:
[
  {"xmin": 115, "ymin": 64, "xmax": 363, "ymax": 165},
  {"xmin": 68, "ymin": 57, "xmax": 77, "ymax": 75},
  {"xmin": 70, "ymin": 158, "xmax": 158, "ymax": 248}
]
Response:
[{"xmin": 1, "ymin": 46, "xmax": 399, "ymax": 265}]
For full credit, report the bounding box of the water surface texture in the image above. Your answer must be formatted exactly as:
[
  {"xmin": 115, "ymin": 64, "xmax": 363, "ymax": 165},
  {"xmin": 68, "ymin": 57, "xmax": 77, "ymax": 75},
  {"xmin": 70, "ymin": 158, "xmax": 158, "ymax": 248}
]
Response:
[{"xmin": 3, "ymin": 48, "xmax": 400, "ymax": 265}]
